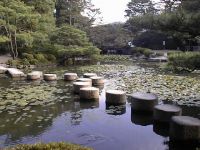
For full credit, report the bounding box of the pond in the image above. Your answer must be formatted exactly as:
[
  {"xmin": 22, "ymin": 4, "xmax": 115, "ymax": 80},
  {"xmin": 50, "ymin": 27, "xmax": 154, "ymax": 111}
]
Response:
[{"xmin": 0, "ymin": 62, "xmax": 199, "ymax": 150}]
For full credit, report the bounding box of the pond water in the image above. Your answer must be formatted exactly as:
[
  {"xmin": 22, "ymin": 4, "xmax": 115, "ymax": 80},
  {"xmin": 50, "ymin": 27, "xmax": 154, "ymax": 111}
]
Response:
[{"xmin": 0, "ymin": 62, "xmax": 199, "ymax": 150}]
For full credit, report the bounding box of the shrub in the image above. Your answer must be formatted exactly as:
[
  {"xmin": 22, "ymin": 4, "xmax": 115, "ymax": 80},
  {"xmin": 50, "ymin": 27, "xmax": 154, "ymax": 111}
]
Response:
[
  {"xmin": 45, "ymin": 54, "xmax": 57, "ymax": 62},
  {"xmin": 168, "ymin": 52, "xmax": 200, "ymax": 72},
  {"xmin": 131, "ymin": 47, "xmax": 153, "ymax": 58},
  {"xmin": 21, "ymin": 53, "xmax": 34, "ymax": 60},
  {"xmin": 5, "ymin": 142, "xmax": 92, "ymax": 150},
  {"xmin": 7, "ymin": 59, "xmax": 21, "ymax": 67},
  {"xmin": 34, "ymin": 53, "xmax": 48, "ymax": 63}
]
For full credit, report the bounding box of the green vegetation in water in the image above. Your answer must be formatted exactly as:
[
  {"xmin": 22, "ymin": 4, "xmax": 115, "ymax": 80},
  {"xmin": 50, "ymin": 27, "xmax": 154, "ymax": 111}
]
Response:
[
  {"xmin": 99, "ymin": 55, "xmax": 130, "ymax": 62},
  {"xmin": 68, "ymin": 64, "xmax": 199, "ymax": 106},
  {"xmin": 0, "ymin": 82, "xmax": 72, "ymax": 114},
  {"xmin": 5, "ymin": 142, "xmax": 92, "ymax": 150}
]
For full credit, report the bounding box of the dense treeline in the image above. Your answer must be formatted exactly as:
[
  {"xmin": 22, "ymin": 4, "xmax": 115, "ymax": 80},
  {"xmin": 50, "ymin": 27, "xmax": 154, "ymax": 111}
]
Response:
[
  {"xmin": 0, "ymin": 0, "xmax": 100, "ymax": 65},
  {"xmin": 125, "ymin": 0, "xmax": 200, "ymax": 50}
]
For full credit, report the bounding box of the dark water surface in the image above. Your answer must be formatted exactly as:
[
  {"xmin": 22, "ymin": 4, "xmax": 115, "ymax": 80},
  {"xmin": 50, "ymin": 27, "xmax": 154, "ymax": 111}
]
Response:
[{"xmin": 0, "ymin": 63, "xmax": 199, "ymax": 150}]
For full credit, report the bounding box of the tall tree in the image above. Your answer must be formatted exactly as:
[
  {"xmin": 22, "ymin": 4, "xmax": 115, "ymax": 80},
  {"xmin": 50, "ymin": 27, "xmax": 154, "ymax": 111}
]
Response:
[
  {"xmin": 55, "ymin": 0, "xmax": 101, "ymax": 29},
  {"xmin": 0, "ymin": 0, "xmax": 40, "ymax": 58},
  {"xmin": 125, "ymin": 0, "xmax": 157, "ymax": 17}
]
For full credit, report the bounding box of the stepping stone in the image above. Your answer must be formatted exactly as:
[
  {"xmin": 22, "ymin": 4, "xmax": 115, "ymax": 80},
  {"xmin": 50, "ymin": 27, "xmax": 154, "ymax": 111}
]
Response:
[
  {"xmin": 0, "ymin": 66, "xmax": 7, "ymax": 74},
  {"xmin": 7, "ymin": 68, "xmax": 25, "ymax": 78},
  {"xmin": 27, "ymin": 71, "xmax": 43, "ymax": 80},
  {"xmin": 154, "ymin": 104, "xmax": 182, "ymax": 123},
  {"xmin": 79, "ymin": 87, "xmax": 99, "ymax": 100},
  {"xmin": 64, "ymin": 73, "xmax": 78, "ymax": 81},
  {"xmin": 106, "ymin": 90, "xmax": 126, "ymax": 104},
  {"xmin": 170, "ymin": 116, "xmax": 200, "ymax": 141},
  {"xmin": 76, "ymin": 78, "xmax": 92, "ymax": 83},
  {"xmin": 83, "ymin": 73, "xmax": 97, "ymax": 78},
  {"xmin": 73, "ymin": 82, "xmax": 91, "ymax": 94},
  {"xmin": 131, "ymin": 92, "xmax": 158, "ymax": 112},
  {"xmin": 43, "ymin": 74, "xmax": 57, "ymax": 81},
  {"xmin": 90, "ymin": 76, "xmax": 104, "ymax": 85}
]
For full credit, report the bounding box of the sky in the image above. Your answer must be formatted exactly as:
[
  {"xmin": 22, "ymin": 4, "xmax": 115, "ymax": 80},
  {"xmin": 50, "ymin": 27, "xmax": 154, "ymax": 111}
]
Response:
[{"xmin": 92, "ymin": 0, "xmax": 131, "ymax": 24}]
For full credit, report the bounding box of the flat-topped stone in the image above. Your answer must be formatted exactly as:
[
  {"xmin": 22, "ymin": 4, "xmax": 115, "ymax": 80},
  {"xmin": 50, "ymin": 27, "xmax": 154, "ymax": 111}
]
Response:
[
  {"xmin": 106, "ymin": 90, "xmax": 126, "ymax": 104},
  {"xmin": 27, "ymin": 71, "xmax": 43, "ymax": 80},
  {"xmin": 80, "ymin": 87, "xmax": 99, "ymax": 100},
  {"xmin": 154, "ymin": 104, "xmax": 182, "ymax": 123},
  {"xmin": 83, "ymin": 73, "xmax": 97, "ymax": 78},
  {"xmin": 7, "ymin": 68, "xmax": 25, "ymax": 78},
  {"xmin": 76, "ymin": 78, "xmax": 92, "ymax": 83},
  {"xmin": 131, "ymin": 92, "xmax": 158, "ymax": 112},
  {"xmin": 64, "ymin": 73, "xmax": 78, "ymax": 81},
  {"xmin": 90, "ymin": 76, "xmax": 104, "ymax": 85},
  {"xmin": 170, "ymin": 116, "xmax": 200, "ymax": 141},
  {"xmin": 0, "ymin": 66, "xmax": 7, "ymax": 73},
  {"xmin": 43, "ymin": 74, "xmax": 57, "ymax": 81},
  {"xmin": 73, "ymin": 82, "xmax": 92, "ymax": 94}
]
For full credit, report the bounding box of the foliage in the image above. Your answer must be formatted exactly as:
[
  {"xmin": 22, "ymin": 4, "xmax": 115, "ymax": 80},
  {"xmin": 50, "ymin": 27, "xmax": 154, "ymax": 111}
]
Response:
[
  {"xmin": 6, "ymin": 142, "xmax": 92, "ymax": 150},
  {"xmin": 131, "ymin": 47, "xmax": 153, "ymax": 58},
  {"xmin": 89, "ymin": 23, "xmax": 133, "ymax": 51},
  {"xmin": 50, "ymin": 25, "xmax": 100, "ymax": 65},
  {"xmin": 55, "ymin": 0, "xmax": 101, "ymax": 30},
  {"xmin": 168, "ymin": 52, "xmax": 200, "ymax": 72},
  {"xmin": 99, "ymin": 55, "xmax": 130, "ymax": 62},
  {"xmin": 125, "ymin": 0, "xmax": 200, "ymax": 49},
  {"xmin": 125, "ymin": 0, "xmax": 157, "ymax": 17}
]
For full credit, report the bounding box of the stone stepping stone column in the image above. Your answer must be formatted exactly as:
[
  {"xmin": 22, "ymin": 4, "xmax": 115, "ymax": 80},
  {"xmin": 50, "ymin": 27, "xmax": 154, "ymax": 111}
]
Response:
[
  {"xmin": 131, "ymin": 92, "xmax": 158, "ymax": 112},
  {"xmin": 154, "ymin": 104, "xmax": 182, "ymax": 123},
  {"xmin": 0, "ymin": 66, "xmax": 7, "ymax": 74},
  {"xmin": 64, "ymin": 73, "xmax": 78, "ymax": 81},
  {"xmin": 83, "ymin": 73, "xmax": 97, "ymax": 78},
  {"xmin": 76, "ymin": 78, "xmax": 92, "ymax": 83},
  {"xmin": 79, "ymin": 87, "xmax": 99, "ymax": 100},
  {"xmin": 7, "ymin": 68, "xmax": 25, "ymax": 78},
  {"xmin": 43, "ymin": 74, "xmax": 57, "ymax": 81},
  {"xmin": 73, "ymin": 82, "xmax": 91, "ymax": 94},
  {"xmin": 90, "ymin": 76, "xmax": 104, "ymax": 86},
  {"xmin": 27, "ymin": 71, "xmax": 43, "ymax": 80},
  {"xmin": 106, "ymin": 90, "xmax": 126, "ymax": 104},
  {"xmin": 170, "ymin": 116, "xmax": 200, "ymax": 141}
]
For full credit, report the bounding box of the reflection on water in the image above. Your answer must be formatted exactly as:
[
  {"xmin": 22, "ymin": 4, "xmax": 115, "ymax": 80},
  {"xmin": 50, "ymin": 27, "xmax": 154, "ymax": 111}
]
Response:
[
  {"xmin": 131, "ymin": 108, "xmax": 153, "ymax": 126},
  {"xmin": 168, "ymin": 140, "xmax": 200, "ymax": 150},
  {"xmin": 153, "ymin": 122, "xmax": 170, "ymax": 137},
  {"xmin": 105, "ymin": 103, "xmax": 126, "ymax": 115}
]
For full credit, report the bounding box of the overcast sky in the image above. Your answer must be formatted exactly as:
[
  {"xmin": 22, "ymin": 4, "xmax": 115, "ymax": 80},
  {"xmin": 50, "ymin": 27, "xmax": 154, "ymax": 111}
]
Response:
[{"xmin": 92, "ymin": 0, "xmax": 131, "ymax": 24}]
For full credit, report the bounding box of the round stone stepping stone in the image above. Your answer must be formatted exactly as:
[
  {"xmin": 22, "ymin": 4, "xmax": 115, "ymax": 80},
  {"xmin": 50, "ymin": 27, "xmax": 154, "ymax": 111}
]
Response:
[
  {"xmin": 170, "ymin": 116, "xmax": 200, "ymax": 141},
  {"xmin": 154, "ymin": 104, "xmax": 182, "ymax": 123},
  {"xmin": 106, "ymin": 90, "xmax": 126, "ymax": 104},
  {"xmin": 76, "ymin": 78, "xmax": 92, "ymax": 83},
  {"xmin": 83, "ymin": 73, "xmax": 97, "ymax": 78},
  {"xmin": 73, "ymin": 82, "xmax": 91, "ymax": 94},
  {"xmin": 90, "ymin": 76, "xmax": 104, "ymax": 85},
  {"xmin": 79, "ymin": 87, "xmax": 99, "ymax": 100},
  {"xmin": 131, "ymin": 92, "xmax": 158, "ymax": 112},
  {"xmin": 27, "ymin": 71, "xmax": 42, "ymax": 80},
  {"xmin": 64, "ymin": 73, "xmax": 78, "ymax": 81},
  {"xmin": 43, "ymin": 74, "xmax": 57, "ymax": 81}
]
